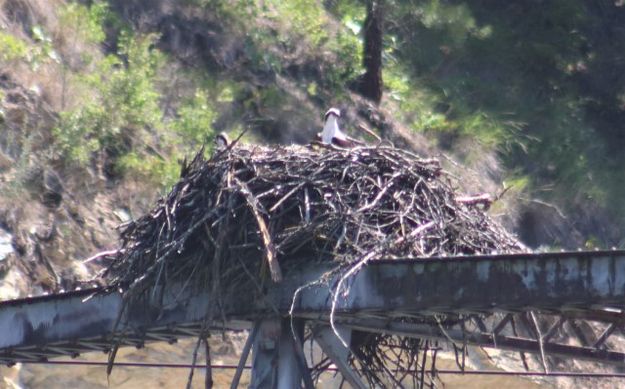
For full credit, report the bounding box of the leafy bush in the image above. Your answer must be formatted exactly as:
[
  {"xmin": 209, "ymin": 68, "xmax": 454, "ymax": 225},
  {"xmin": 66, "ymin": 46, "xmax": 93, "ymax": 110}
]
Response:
[
  {"xmin": 267, "ymin": 0, "xmax": 328, "ymax": 47},
  {"xmin": 171, "ymin": 89, "xmax": 217, "ymax": 149},
  {"xmin": 58, "ymin": 1, "xmax": 108, "ymax": 45},
  {"xmin": 0, "ymin": 32, "xmax": 28, "ymax": 63},
  {"xmin": 120, "ymin": 86, "xmax": 218, "ymax": 189},
  {"xmin": 0, "ymin": 27, "xmax": 59, "ymax": 70},
  {"xmin": 53, "ymin": 1, "xmax": 220, "ymax": 190},
  {"xmin": 118, "ymin": 152, "xmax": 182, "ymax": 190},
  {"xmin": 29, "ymin": 25, "xmax": 60, "ymax": 69},
  {"xmin": 54, "ymin": 31, "xmax": 163, "ymax": 167}
]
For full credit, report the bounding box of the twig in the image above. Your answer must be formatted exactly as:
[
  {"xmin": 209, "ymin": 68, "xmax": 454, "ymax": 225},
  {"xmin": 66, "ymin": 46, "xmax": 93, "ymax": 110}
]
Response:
[
  {"xmin": 205, "ymin": 337, "xmax": 213, "ymax": 389},
  {"xmin": 234, "ymin": 177, "xmax": 282, "ymax": 282},
  {"xmin": 356, "ymin": 123, "xmax": 382, "ymax": 142},
  {"xmin": 530, "ymin": 311, "xmax": 548, "ymax": 374},
  {"xmin": 83, "ymin": 249, "xmax": 120, "ymax": 264},
  {"xmin": 186, "ymin": 336, "xmax": 204, "ymax": 389},
  {"xmin": 519, "ymin": 197, "xmax": 567, "ymax": 220}
]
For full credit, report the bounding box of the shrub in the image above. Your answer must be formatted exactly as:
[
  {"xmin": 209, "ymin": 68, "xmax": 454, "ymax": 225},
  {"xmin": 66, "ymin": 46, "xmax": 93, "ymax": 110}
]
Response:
[
  {"xmin": 54, "ymin": 32, "xmax": 163, "ymax": 167},
  {"xmin": 171, "ymin": 89, "xmax": 217, "ymax": 150},
  {"xmin": 0, "ymin": 32, "xmax": 28, "ymax": 63}
]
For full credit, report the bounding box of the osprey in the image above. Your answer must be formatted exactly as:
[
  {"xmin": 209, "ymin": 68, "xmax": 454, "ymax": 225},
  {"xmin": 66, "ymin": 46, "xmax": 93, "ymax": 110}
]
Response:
[
  {"xmin": 319, "ymin": 108, "xmax": 363, "ymax": 148},
  {"xmin": 215, "ymin": 132, "xmax": 230, "ymax": 150}
]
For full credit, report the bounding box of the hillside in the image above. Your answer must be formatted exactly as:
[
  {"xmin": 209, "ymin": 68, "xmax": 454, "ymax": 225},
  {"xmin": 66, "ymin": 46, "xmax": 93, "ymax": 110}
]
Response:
[{"xmin": 1, "ymin": 0, "xmax": 624, "ymax": 388}]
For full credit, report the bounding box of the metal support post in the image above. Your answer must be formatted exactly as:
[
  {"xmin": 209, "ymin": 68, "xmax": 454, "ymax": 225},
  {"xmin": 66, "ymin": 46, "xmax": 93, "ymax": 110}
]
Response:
[
  {"xmin": 250, "ymin": 319, "xmax": 280, "ymax": 388},
  {"xmin": 249, "ymin": 318, "xmax": 311, "ymax": 389}
]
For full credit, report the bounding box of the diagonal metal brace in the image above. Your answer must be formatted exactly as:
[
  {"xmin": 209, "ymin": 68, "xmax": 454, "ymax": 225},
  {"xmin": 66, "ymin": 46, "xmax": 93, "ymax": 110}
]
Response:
[{"xmin": 312, "ymin": 325, "xmax": 367, "ymax": 389}]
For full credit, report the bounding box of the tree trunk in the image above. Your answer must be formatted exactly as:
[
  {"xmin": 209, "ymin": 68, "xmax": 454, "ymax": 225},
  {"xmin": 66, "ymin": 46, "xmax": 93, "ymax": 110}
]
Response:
[{"xmin": 360, "ymin": 0, "xmax": 384, "ymax": 104}]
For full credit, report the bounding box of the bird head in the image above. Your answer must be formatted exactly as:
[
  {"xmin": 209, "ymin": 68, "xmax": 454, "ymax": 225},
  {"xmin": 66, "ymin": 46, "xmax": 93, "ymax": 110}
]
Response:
[
  {"xmin": 324, "ymin": 107, "xmax": 341, "ymax": 122},
  {"xmin": 215, "ymin": 132, "xmax": 230, "ymax": 150}
]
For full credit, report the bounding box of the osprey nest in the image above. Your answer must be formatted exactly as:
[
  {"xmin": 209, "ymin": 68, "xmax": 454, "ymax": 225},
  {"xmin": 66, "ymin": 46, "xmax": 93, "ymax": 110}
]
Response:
[{"xmin": 103, "ymin": 143, "xmax": 523, "ymax": 386}]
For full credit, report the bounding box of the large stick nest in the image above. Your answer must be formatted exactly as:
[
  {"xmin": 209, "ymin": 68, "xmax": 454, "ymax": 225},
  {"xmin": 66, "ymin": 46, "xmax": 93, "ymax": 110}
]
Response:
[
  {"xmin": 103, "ymin": 143, "xmax": 524, "ymax": 386},
  {"xmin": 105, "ymin": 144, "xmax": 522, "ymax": 288}
]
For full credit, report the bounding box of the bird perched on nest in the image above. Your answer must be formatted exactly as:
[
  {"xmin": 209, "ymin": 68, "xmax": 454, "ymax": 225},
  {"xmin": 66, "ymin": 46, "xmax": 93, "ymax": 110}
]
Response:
[
  {"xmin": 318, "ymin": 107, "xmax": 364, "ymax": 148},
  {"xmin": 214, "ymin": 132, "xmax": 230, "ymax": 150}
]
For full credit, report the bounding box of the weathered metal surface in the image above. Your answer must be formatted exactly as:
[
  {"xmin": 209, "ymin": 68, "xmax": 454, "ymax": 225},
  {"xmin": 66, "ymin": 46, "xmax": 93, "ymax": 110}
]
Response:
[
  {"xmin": 0, "ymin": 289, "xmax": 120, "ymax": 352},
  {"xmin": 1, "ymin": 250, "xmax": 625, "ymax": 367},
  {"xmin": 249, "ymin": 319, "xmax": 280, "ymax": 389},
  {"xmin": 338, "ymin": 316, "xmax": 625, "ymax": 365},
  {"xmin": 248, "ymin": 318, "xmax": 311, "ymax": 389},
  {"xmin": 312, "ymin": 325, "xmax": 367, "ymax": 389},
  {"xmin": 0, "ymin": 286, "xmax": 251, "ymax": 363},
  {"xmin": 286, "ymin": 250, "xmax": 625, "ymax": 316}
]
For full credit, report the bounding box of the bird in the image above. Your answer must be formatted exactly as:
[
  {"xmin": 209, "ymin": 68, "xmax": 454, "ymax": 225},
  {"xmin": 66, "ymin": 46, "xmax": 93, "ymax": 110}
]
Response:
[
  {"xmin": 214, "ymin": 132, "xmax": 230, "ymax": 150},
  {"xmin": 318, "ymin": 108, "xmax": 364, "ymax": 148}
]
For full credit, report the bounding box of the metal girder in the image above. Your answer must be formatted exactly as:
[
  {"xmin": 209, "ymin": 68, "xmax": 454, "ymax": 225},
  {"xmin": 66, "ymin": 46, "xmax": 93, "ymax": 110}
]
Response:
[
  {"xmin": 0, "ymin": 286, "xmax": 250, "ymax": 364},
  {"xmin": 2, "ymin": 250, "xmax": 625, "ymax": 369},
  {"xmin": 333, "ymin": 315, "xmax": 625, "ymax": 365},
  {"xmin": 284, "ymin": 250, "xmax": 625, "ymax": 317}
]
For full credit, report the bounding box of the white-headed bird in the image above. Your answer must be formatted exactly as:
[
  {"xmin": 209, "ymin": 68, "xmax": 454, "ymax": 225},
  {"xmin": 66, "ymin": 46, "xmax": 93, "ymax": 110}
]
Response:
[{"xmin": 319, "ymin": 108, "xmax": 364, "ymax": 148}]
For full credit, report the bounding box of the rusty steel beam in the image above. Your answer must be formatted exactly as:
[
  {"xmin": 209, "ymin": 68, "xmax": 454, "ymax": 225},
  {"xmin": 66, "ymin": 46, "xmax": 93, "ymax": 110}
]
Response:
[
  {"xmin": 0, "ymin": 286, "xmax": 251, "ymax": 364},
  {"xmin": 0, "ymin": 288, "xmax": 120, "ymax": 353},
  {"xmin": 1, "ymin": 250, "xmax": 625, "ymax": 366},
  {"xmin": 284, "ymin": 250, "xmax": 625, "ymax": 316}
]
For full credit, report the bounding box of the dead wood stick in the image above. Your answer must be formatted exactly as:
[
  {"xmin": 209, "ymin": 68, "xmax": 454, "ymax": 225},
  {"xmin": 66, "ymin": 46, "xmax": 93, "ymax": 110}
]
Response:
[
  {"xmin": 83, "ymin": 249, "xmax": 120, "ymax": 264},
  {"xmin": 269, "ymin": 182, "xmax": 306, "ymax": 212},
  {"xmin": 394, "ymin": 221, "xmax": 436, "ymax": 246},
  {"xmin": 530, "ymin": 311, "xmax": 548, "ymax": 374},
  {"xmin": 494, "ymin": 184, "xmax": 513, "ymax": 201},
  {"xmin": 456, "ymin": 193, "xmax": 492, "ymax": 208},
  {"xmin": 356, "ymin": 172, "xmax": 401, "ymax": 213},
  {"xmin": 186, "ymin": 335, "xmax": 203, "ymax": 389},
  {"xmin": 304, "ymin": 187, "xmax": 311, "ymax": 223},
  {"xmin": 519, "ymin": 197, "xmax": 567, "ymax": 219},
  {"xmin": 234, "ymin": 178, "xmax": 282, "ymax": 282},
  {"xmin": 205, "ymin": 338, "xmax": 213, "ymax": 389},
  {"xmin": 357, "ymin": 123, "xmax": 382, "ymax": 142}
]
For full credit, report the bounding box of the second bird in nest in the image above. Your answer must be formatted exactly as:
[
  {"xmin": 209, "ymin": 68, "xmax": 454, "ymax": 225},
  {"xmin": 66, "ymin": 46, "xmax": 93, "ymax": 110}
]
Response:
[{"xmin": 318, "ymin": 107, "xmax": 364, "ymax": 148}]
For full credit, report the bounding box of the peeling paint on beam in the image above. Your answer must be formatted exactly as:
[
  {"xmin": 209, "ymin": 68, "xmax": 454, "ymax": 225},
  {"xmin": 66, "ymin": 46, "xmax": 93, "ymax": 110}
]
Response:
[
  {"xmin": 2, "ymin": 251, "xmax": 625, "ymax": 363},
  {"xmin": 0, "ymin": 286, "xmax": 251, "ymax": 357},
  {"xmin": 285, "ymin": 251, "xmax": 625, "ymax": 315},
  {"xmin": 0, "ymin": 290, "xmax": 121, "ymax": 350}
]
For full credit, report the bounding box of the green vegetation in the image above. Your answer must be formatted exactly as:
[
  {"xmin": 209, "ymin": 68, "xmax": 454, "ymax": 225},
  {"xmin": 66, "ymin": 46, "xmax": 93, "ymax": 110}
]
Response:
[
  {"xmin": 0, "ymin": 26, "xmax": 59, "ymax": 70},
  {"xmin": 52, "ymin": 2, "xmax": 218, "ymax": 188},
  {"xmin": 3, "ymin": 0, "xmax": 625, "ymax": 246},
  {"xmin": 171, "ymin": 89, "xmax": 218, "ymax": 148},
  {"xmin": 328, "ymin": 1, "xmax": 625, "ymax": 243},
  {"xmin": 0, "ymin": 32, "xmax": 28, "ymax": 63},
  {"xmin": 54, "ymin": 31, "xmax": 163, "ymax": 165},
  {"xmin": 58, "ymin": 1, "xmax": 108, "ymax": 45}
]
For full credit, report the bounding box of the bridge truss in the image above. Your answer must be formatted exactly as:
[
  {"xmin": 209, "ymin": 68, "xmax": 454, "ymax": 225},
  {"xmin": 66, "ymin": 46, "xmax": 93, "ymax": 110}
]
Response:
[{"xmin": 2, "ymin": 250, "xmax": 625, "ymax": 387}]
